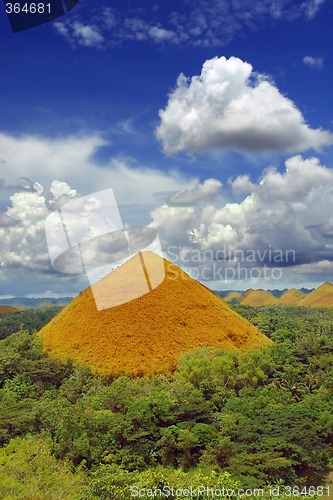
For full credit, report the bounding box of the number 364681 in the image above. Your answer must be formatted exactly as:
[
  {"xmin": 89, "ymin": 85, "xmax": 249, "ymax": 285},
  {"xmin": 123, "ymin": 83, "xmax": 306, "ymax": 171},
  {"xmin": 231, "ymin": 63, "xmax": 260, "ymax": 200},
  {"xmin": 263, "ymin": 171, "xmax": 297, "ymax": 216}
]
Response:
[{"xmin": 6, "ymin": 3, "xmax": 51, "ymax": 14}]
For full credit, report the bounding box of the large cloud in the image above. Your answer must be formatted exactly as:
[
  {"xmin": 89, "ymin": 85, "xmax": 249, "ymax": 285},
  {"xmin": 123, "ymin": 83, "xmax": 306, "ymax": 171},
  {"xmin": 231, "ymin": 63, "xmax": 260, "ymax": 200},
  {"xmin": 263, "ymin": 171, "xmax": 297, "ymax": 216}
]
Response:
[
  {"xmin": 151, "ymin": 155, "xmax": 333, "ymax": 287},
  {"xmin": 156, "ymin": 56, "xmax": 333, "ymax": 155}
]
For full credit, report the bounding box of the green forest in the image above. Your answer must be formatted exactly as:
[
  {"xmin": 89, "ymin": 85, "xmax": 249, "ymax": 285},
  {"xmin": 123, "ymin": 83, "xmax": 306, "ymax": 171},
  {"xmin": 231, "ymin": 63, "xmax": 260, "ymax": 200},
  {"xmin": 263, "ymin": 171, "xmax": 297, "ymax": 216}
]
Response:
[{"xmin": 0, "ymin": 304, "xmax": 332, "ymax": 499}]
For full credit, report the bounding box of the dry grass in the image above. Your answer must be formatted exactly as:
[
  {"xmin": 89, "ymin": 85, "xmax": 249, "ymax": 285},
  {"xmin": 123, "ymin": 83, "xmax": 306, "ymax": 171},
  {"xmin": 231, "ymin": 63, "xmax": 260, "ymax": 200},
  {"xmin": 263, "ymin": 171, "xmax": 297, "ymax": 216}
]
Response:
[
  {"xmin": 239, "ymin": 289, "xmax": 278, "ymax": 307},
  {"xmin": 38, "ymin": 252, "xmax": 272, "ymax": 377}
]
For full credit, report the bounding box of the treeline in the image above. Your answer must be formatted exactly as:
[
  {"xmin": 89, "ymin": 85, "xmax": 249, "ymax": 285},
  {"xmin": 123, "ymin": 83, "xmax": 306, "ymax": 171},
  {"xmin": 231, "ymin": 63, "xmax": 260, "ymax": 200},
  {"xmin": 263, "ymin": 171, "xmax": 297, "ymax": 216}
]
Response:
[
  {"xmin": 0, "ymin": 306, "xmax": 332, "ymax": 498},
  {"xmin": 0, "ymin": 306, "xmax": 62, "ymax": 340}
]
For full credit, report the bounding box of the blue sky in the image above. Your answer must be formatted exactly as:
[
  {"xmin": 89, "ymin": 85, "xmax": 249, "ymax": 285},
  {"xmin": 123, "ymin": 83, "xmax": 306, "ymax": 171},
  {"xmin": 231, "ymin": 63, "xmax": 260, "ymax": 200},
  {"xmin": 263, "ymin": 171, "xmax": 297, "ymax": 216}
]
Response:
[{"xmin": 1, "ymin": 0, "xmax": 333, "ymax": 297}]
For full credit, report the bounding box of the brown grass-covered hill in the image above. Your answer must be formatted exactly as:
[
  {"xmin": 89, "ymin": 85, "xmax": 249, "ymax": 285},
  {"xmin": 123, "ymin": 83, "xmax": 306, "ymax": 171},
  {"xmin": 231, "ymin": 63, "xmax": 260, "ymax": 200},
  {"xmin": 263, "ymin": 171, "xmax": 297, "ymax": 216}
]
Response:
[
  {"xmin": 0, "ymin": 305, "xmax": 18, "ymax": 315},
  {"xmin": 224, "ymin": 291, "xmax": 241, "ymax": 303},
  {"xmin": 239, "ymin": 289, "xmax": 278, "ymax": 307},
  {"xmin": 38, "ymin": 252, "xmax": 272, "ymax": 377},
  {"xmin": 278, "ymin": 288, "xmax": 306, "ymax": 306},
  {"xmin": 300, "ymin": 282, "xmax": 333, "ymax": 309}
]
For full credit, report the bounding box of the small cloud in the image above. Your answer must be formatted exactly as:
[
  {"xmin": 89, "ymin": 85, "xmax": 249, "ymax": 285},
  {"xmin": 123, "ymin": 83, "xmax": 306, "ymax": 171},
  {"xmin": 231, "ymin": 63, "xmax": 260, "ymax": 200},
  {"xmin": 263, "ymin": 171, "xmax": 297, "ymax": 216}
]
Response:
[
  {"xmin": 54, "ymin": 21, "xmax": 69, "ymax": 38},
  {"xmin": 72, "ymin": 22, "xmax": 104, "ymax": 48},
  {"xmin": 102, "ymin": 7, "xmax": 118, "ymax": 29},
  {"xmin": 168, "ymin": 178, "xmax": 222, "ymax": 206},
  {"xmin": 148, "ymin": 26, "xmax": 176, "ymax": 43},
  {"xmin": 303, "ymin": 0, "xmax": 326, "ymax": 19},
  {"xmin": 112, "ymin": 118, "xmax": 137, "ymax": 136},
  {"xmin": 303, "ymin": 55, "xmax": 324, "ymax": 69},
  {"xmin": 54, "ymin": 21, "xmax": 105, "ymax": 48}
]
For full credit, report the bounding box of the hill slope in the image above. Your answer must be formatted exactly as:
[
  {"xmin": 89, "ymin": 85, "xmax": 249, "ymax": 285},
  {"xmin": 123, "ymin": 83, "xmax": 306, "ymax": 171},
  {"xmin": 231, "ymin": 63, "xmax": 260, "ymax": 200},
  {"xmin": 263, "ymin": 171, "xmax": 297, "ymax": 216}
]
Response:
[
  {"xmin": 39, "ymin": 252, "xmax": 272, "ymax": 377},
  {"xmin": 301, "ymin": 282, "xmax": 333, "ymax": 309}
]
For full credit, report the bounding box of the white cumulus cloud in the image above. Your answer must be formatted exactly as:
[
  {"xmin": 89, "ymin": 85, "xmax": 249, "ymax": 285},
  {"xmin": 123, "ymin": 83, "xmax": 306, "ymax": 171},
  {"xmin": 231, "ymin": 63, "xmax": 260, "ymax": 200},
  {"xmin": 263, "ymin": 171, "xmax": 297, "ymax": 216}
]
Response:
[{"xmin": 156, "ymin": 56, "xmax": 333, "ymax": 155}]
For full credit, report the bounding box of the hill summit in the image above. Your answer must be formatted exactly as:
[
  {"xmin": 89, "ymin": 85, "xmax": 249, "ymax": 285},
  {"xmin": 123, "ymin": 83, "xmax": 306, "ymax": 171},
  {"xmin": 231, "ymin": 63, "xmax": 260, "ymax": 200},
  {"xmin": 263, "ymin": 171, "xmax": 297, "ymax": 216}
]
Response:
[
  {"xmin": 239, "ymin": 289, "xmax": 277, "ymax": 307},
  {"xmin": 38, "ymin": 252, "xmax": 272, "ymax": 377}
]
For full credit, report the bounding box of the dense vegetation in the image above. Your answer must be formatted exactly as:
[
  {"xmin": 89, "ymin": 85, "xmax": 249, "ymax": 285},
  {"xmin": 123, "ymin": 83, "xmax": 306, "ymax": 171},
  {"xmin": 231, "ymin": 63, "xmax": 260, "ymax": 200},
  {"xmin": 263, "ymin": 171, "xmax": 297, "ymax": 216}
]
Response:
[
  {"xmin": 0, "ymin": 305, "xmax": 332, "ymax": 498},
  {"xmin": 0, "ymin": 306, "xmax": 62, "ymax": 341}
]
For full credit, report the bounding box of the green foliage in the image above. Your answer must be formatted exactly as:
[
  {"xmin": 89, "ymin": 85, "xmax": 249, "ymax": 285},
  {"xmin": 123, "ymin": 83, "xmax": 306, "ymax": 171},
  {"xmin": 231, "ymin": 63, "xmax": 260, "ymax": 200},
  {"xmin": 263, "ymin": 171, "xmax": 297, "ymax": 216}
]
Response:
[
  {"xmin": 0, "ymin": 305, "xmax": 332, "ymax": 496},
  {"xmin": 0, "ymin": 435, "xmax": 88, "ymax": 499},
  {"xmin": 0, "ymin": 306, "xmax": 62, "ymax": 340}
]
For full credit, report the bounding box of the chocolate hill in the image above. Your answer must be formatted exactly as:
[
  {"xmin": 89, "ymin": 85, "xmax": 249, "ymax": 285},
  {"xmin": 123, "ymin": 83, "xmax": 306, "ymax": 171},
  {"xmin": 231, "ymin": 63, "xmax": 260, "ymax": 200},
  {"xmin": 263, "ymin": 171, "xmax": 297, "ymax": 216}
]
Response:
[
  {"xmin": 300, "ymin": 282, "xmax": 333, "ymax": 309},
  {"xmin": 224, "ymin": 291, "xmax": 241, "ymax": 302},
  {"xmin": 0, "ymin": 306, "xmax": 18, "ymax": 315},
  {"xmin": 278, "ymin": 288, "xmax": 306, "ymax": 306},
  {"xmin": 38, "ymin": 252, "xmax": 272, "ymax": 377},
  {"xmin": 239, "ymin": 289, "xmax": 278, "ymax": 307}
]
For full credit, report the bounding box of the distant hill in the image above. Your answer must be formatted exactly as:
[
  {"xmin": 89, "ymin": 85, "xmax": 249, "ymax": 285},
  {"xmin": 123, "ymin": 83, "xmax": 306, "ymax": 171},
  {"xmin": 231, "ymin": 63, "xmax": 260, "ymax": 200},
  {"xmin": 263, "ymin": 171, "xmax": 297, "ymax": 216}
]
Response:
[
  {"xmin": 300, "ymin": 282, "xmax": 333, "ymax": 309},
  {"xmin": 266, "ymin": 289, "xmax": 287, "ymax": 299},
  {"xmin": 299, "ymin": 287, "xmax": 315, "ymax": 295},
  {"xmin": 0, "ymin": 305, "xmax": 19, "ymax": 315},
  {"xmin": 278, "ymin": 288, "xmax": 306, "ymax": 306},
  {"xmin": 0, "ymin": 297, "xmax": 73, "ymax": 308},
  {"xmin": 39, "ymin": 252, "xmax": 272, "ymax": 378},
  {"xmin": 213, "ymin": 290, "xmax": 235, "ymax": 298},
  {"xmin": 239, "ymin": 289, "xmax": 278, "ymax": 307},
  {"xmin": 214, "ymin": 288, "xmax": 313, "ymax": 298},
  {"xmin": 0, "ymin": 306, "xmax": 63, "ymax": 341}
]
